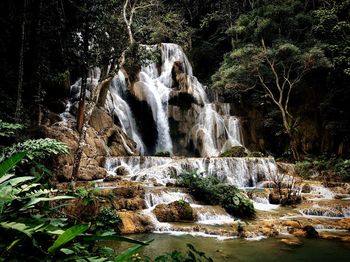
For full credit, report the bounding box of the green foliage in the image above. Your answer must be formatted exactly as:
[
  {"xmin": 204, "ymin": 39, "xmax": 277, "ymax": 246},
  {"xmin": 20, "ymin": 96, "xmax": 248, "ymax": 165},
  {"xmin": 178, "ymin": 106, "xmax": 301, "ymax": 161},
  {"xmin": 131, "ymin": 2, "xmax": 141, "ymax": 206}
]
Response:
[
  {"xmin": 124, "ymin": 43, "xmax": 161, "ymax": 83},
  {"xmin": 146, "ymin": 11, "xmax": 192, "ymax": 50},
  {"xmin": 296, "ymin": 156, "xmax": 350, "ymax": 181},
  {"xmin": 178, "ymin": 171, "xmax": 255, "ymax": 218},
  {"xmin": 0, "ymin": 121, "xmax": 24, "ymax": 138},
  {"xmin": 0, "ymin": 152, "xmax": 151, "ymax": 261},
  {"xmin": 154, "ymin": 151, "xmax": 171, "ymax": 157}
]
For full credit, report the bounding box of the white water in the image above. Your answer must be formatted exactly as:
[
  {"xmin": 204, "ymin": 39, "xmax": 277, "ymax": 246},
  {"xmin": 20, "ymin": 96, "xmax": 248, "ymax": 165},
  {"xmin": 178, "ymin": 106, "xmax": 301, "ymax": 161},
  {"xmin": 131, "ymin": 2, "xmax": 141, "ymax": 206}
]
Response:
[{"xmin": 105, "ymin": 156, "xmax": 278, "ymax": 187}]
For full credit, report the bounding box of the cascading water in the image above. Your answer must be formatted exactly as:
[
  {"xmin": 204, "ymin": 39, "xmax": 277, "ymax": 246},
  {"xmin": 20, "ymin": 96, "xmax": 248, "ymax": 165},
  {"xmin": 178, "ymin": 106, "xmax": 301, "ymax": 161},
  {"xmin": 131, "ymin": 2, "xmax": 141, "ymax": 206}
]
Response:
[{"xmin": 105, "ymin": 156, "xmax": 278, "ymax": 188}]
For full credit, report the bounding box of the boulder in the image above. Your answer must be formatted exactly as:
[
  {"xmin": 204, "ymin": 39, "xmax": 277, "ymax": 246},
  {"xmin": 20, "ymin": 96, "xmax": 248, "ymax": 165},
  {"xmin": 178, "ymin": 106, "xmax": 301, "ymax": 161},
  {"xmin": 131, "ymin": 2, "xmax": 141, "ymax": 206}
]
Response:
[
  {"xmin": 269, "ymin": 191, "xmax": 281, "ymax": 204},
  {"xmin": 118, "ymin": 212, "xmax": 153, "ymax": 234},
  {"xmin": 153, "ymin": 201, "xmax": 197, "ymax": 222},
  {"xmin": 115, "ymin": 166, "xmax": 130, "ymax": 176}
]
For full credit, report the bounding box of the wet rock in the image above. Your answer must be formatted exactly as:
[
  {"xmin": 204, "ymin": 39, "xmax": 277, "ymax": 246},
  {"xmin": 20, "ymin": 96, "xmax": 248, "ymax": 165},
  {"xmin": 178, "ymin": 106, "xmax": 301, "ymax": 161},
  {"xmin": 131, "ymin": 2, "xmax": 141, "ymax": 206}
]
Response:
[
  {"xmin": 247, "ymin": 151, "xmax": 265, "ymax": 157},
  {"xmin": 115, "ymin": 166, "xmax": 130, "ymax": 176},
  {"xmin": 336, "ymin": 218, "xmax": 350, "ymax": 230},
  {"xmin": 103, "ymin": 175, "xmax": 122, "ymax": 182},
  {"xmin": 269, "ymin": 191, "xmax": 281, "ymax": 204},
  {"xmin": 282, "ymin": 220, "xmax": 302, "ymax": 229},
  {"xmin": 302, "ymin": 183, "xmax": 312, "ymax": 193},
  {"xmin": 153, "ymin": 201, "xmax": 197, "ymax": 222},
  {"xmin": 277, "ymin": 162, "xmax": 296, "ymax": 176},
  {"xmin": 291, "ymin": 229, "xmax": 306, "ymax": 238},
  {"xmin": 281, "ymin": 195, "xmax": 302, "ymax": 206},
  {"xmin": 303, "ymin": 225, "xmax": 319, "ymax": 238}
]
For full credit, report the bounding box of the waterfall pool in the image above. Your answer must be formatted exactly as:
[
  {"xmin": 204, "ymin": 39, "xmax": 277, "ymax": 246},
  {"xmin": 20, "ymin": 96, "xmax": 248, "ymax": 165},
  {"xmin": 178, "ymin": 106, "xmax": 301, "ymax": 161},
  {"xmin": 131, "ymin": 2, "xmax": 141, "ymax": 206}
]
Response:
[{"xmin": 107, "ymin": 233, "xmax": 350, "ymax": 261}]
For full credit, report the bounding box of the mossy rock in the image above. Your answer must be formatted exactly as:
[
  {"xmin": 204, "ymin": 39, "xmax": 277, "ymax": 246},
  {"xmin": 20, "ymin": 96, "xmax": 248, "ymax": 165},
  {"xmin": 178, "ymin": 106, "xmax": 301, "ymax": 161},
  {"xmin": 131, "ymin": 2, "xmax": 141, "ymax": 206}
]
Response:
[{"xmin": 220, "ymin": 146, "xmax": 247, "ymax": 157}]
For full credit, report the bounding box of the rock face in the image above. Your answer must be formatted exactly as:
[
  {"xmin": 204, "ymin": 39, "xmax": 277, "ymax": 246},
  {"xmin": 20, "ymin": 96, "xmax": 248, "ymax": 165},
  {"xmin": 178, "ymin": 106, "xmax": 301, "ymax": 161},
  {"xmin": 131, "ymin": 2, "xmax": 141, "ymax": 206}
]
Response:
[
  {"xmin": 43, "ymin": 107, "xmax": 138, "ymax": 182},
  {"xmin": 153, "ymin": 201, "xmax": 197, "ymax": 222}
]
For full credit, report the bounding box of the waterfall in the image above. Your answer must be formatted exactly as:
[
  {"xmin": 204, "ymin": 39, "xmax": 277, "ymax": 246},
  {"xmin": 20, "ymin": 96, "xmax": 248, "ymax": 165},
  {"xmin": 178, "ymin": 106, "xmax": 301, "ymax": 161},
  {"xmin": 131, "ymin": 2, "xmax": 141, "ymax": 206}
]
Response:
[{"xmin": 106, "ymin": 71, "xmax": 145, "ymax": 154}]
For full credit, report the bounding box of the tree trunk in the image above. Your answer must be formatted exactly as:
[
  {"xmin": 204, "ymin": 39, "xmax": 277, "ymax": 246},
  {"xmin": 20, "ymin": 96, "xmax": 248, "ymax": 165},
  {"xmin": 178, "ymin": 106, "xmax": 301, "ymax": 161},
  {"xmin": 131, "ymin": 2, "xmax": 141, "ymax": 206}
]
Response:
[
  {"xmin": 76, "ymin": 22, "xmax": 89, "ymax": 133},
  {"xmin": 76, "ymin": 71, "xmax": 87, "ymax": 133},
  {"xmin": 15, "ymin": 0, "xmax": 27, "ymax": 122}
]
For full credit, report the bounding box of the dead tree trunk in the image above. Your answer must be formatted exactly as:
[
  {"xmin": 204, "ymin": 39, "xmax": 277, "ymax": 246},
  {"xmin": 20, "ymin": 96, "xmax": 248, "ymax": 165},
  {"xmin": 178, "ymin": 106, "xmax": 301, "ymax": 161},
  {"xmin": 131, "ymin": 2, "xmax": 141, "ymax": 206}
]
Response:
[{"xmin": 15, "ymin": 0, "xmax": 27, "ymax": 122}]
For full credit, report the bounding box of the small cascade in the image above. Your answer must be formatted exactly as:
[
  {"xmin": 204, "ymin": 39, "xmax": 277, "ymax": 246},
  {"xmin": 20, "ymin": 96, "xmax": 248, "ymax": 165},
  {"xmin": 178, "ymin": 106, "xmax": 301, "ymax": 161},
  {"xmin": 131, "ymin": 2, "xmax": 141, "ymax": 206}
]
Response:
[
  {"xmin": 300, "ymin": 208, "xmax": 345, "ymax": 218},
  {"xmin": 194, "ymin": 205, "xmax": 235, "ymax": 225},
  {"xmin": 145, "ymin": 189, "xmax": 196, "ymax": 208},
  {"xmin": 252, "ymin": 196, "xmax": 280, "ymax": 211},
  {"xmin": 308, "ymin": 185, "xmax": 335, "ymax": 200}
]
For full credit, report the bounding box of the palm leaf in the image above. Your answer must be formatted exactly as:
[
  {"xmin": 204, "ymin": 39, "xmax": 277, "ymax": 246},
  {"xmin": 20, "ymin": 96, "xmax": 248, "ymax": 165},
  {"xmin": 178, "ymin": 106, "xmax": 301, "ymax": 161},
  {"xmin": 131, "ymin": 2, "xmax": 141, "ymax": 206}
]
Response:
[
  {"xmin": 48, "ymin": 224, "xmax": 89, "ymax": 253},
  {"xmin": 114, "ymin": 240, "xmax": 153, "ymax": 262},
  {"xmin": 0, "ymin": 152, "xmax": 27, "ymax": 177},
  {"xmin": 82, "ymin": 235, "xmax": 149, "ymax": 245}
]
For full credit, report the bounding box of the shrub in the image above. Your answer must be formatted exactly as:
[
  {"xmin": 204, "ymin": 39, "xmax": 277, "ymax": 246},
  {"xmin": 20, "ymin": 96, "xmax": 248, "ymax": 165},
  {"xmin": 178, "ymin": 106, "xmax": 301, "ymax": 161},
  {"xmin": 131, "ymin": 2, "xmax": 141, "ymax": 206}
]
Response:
[
  {"xmin": 220, "ymin": 146, "xmax": 247, "ymax": 157},
  {"xmin": 177, "ymin": 171, "xmax": 255, "ymax": 218},
  {"xmin": 296, "ymin": 156, "xmax": 350, "ymax": 182},
  {"xmin": 155, "ymin": 151, "xmax": 171, "ymax": 157},
  {"xmin": 98, "ymin": 207, "xmax": 121, "ymax": 228}
]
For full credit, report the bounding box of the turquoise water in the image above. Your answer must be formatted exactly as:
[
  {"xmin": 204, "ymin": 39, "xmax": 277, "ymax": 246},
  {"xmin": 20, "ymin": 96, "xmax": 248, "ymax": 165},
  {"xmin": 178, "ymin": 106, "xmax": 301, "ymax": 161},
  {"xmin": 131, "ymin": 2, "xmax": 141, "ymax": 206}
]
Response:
[{"xmin": 109, "ymin": 233, "xmax": 350, "ymax": 261}]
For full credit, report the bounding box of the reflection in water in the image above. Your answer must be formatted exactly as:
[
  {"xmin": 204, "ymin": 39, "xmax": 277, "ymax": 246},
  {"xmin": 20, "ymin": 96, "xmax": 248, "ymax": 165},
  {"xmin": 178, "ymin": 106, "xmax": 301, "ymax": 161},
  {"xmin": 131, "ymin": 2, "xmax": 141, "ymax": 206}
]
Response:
[{"xmin": 108, "ymin": 233, "xmax": 350, "ymax": 261}]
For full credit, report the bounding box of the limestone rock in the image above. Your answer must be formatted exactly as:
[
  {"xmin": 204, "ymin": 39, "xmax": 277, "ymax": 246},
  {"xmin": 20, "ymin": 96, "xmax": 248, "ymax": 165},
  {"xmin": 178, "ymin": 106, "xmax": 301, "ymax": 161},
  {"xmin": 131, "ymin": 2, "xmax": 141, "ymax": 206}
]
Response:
[{"xmin": 153, "ymin": 201, "xmax": 197, "ymax": 222}]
